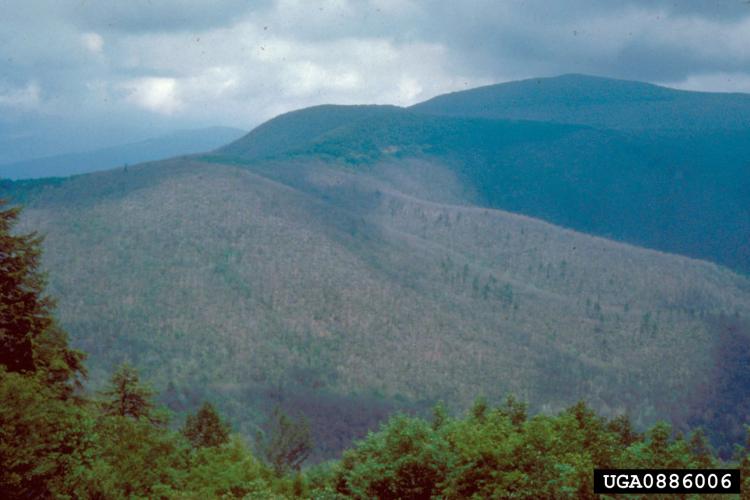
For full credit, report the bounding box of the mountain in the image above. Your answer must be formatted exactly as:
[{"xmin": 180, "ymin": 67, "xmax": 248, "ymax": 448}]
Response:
[
  {"xmin": 411, "ymin": 73, "xmax": 750, "ymax": 132},
  {"xmin": 214, "ymin": 89, "xmax": 750, "ymax": 275},
  {"xmin": 0, "ymin": 126, "xmax": 246, "ymax": 179},
  {"xmin": 218, "ymin": 105, "xmax": 399, "ymax": 161},
  {"xmin": 2, "ymin": 74, "xmax": 749, "ymax": 458}
]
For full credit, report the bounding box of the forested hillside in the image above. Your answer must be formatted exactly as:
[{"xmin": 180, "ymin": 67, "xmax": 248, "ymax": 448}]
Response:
[
  {"xmin": 2, "ymin": 74, "xmax": 749, "ymax": 464},
  {"xmin": 4, "ymin": 153, "xmax": 749, "ymax": 459},
  {"xmin": 0, "ymin": 202, "xmax": 748, "ymax": 497},
  {"xmin": 215, "ymin": 81, "xmax": 750, "ymax": 274}
]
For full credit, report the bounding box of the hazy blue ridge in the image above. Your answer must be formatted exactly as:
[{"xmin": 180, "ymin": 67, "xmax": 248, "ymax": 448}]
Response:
[{"xmin": 0, "ymin": 126, "xmax": 246, "ymax": 180}]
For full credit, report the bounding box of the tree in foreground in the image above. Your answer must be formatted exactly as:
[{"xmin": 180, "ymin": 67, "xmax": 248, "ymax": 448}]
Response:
[
  {"xmin": 0, "ymin": 370, "xmax": 93, "ymax": 498},
  {"xmin": 0, "ymin": 200, "xmax": 88, "ymax": 498},
  {"xmin": 99, "ymin": 362, "xmax": 166, "ymax": 425},
  {"xmin": 335, "ymin": 413, "xmax": 449, "ymax": 499},
  {"xmin": 0, "ymin": 201, "xmax": 50, "ymax": 373},
  {"xmin": 0, "ymin": 199, "xmax": 84, "ymax": 389},
  {"xmin": 183, "ymin": 401, "xmax": 231, "ymax": 448}
]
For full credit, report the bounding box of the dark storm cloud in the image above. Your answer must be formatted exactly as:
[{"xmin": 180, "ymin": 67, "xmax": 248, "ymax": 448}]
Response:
[{"xmin": 1, "ymin": 0, "xmax": 749, "ymax": 161}]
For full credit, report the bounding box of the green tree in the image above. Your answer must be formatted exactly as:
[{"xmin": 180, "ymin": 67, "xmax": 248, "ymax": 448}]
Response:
[
  {"xmin": 86, "ymin": 415, "xmax": 187, "ymax": 497},
  {"xmin": 256, "ymin": 406, "xmax": 313, "ymax": 475},
  {"xmin": 181, "ymin": 436, "xmax": 279, "ymax": 498},
  {"xmin": 99, "ymin": 362, "xmax": 166, "ymax": 425},
  {"xmin": 0, "ymin": 200, "xmax": 84, "ymax": 386},
  {"xmin": 335, "ymin": 414, "xmax": 449, "ymax": 499},
  {"xmin": 646, "ymin": 421, "xmax": 674, "ymax": 468},
  {"xmin": 183, "ymin": 401, "xmax": 231, "ymax": 448},
  {"xmin": 0, "ymin": 369, "xmax": 94, "ymax": 498},
  {"xmin": 0, "ymin": 201, "xmax": 90, "ymax": 497},
  {"xmin": 440, "ymin": 407, "xmax": 524, "ymax": 498},
  {"xmin": 431, "ymin": 400, "xmax": 449, "ymax": 430}
]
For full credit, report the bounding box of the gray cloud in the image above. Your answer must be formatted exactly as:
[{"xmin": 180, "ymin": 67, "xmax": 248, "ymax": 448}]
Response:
[
  {"xmin": 63, "ymin": 0, "xmax": 266, "ymax": 33},
  {"xmin": 1, "ymin": 0, "xmax": 749, "ymax": 161}
]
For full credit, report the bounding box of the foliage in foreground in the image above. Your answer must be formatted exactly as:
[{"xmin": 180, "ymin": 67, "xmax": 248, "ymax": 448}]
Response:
[
  {"xmin": 5, "ymin": 361, "xmax": 750, "ymax": 499},
  {"xmin": 2, "ymin": 198, "xmax": 750, "ymax": 499}
]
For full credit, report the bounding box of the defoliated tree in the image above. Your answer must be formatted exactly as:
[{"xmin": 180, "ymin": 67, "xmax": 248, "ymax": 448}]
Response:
[
  {"xmin": 470, "ymin": 396, "xmax": 488, "ymax": 421},
  {"xmin": 99, "ymin": 362, "xmax": 165, "ymax": 425},
  {"xmin": 607, "ymin": 414, "xmax": 640, "ymax": 447},
  {"xmin": 255, "ymin": 406, "xmax": 313, "ymax": 475},
  {"xmin": 182, "ymin": 402, "xmax": 230, "ymax": 448},
  {"xmin": 688, "ymin": 429, "xmax": 715, "ymax": 468},
  {"xmin": 499, "ymin": 394, "xmax": 528, "ymax": 427}
]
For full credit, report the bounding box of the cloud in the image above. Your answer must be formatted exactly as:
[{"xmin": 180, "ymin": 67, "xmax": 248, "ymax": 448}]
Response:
[
  {"xmin": 94, "ymin": 19, "xmax": 481, "ymax": 125},
  {"xmin": 1, "ymin": 0, "xmax": 750, "ymax": 158},
  {"xmin": 664, "ymin": 72, "xmax": 750, "ymax": 94},
  {"xmin": 68, "ymin": 0, "xmax": 266, "ymax": 33},
  {"xmin": 81, "ymin": 32, "xmax": 104, "ymax": 54},
  {"xmin": 121, "ymin": 77, "xmax": 182, "ymax": 115},
  {"xmin": 0, "ymin": 81, "xmax": 41, "ymax": 110}
]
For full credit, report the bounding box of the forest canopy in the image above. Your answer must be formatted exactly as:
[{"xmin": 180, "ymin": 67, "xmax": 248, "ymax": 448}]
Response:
[{"xmin": 1, "ymin": 199, "xmax": 748, "ymax": 498}]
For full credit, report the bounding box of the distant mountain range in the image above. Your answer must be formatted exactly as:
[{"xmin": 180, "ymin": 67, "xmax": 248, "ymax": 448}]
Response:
[
  {"xmin": 0, "ymin": 126, "xmax": 246, "ymax": 179},
  {"xmin": 2, "ymin": 74, "xmax": 749, "ymax": 458}
]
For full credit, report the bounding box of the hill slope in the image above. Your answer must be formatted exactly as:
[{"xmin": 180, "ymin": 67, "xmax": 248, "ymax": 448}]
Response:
[
  {"xmin": 4, "ymin": 153, "xmax": 750, "ymax": 457},
  {"xmin": 3, "ymin": 74, "xmax": 749, "ymax": 457},
  {"xmin": 215, "ymin": 100, "xmax": 750, "ymax": 274}
]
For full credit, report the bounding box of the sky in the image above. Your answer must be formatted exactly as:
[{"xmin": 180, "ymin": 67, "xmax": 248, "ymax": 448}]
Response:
[{"xmin": 2, "ymin": 0, "xmax": 750, "ymax": 161}]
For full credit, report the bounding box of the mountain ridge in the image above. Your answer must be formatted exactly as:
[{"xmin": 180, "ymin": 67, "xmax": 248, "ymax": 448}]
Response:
[
  {"xmin": 212, "ymin": 85, "xmax": 750, "ymax": 274},
  {"xmin": 410, "ymin": 73, "xmax": 750, "ymax": 131},
  {"xmin": 2, "ymin": 73, "xmax": 749, "ymax": 457}
]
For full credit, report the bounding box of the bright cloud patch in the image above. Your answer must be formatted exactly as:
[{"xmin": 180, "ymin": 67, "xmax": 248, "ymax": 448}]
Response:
[
  {"xmin": 122, "ymin": 77, "xmax": 182, "ymax": 114},
  {"xmin": 81, "ymin": 32, "xmax": 104, "ymax": 54},
  {"xmin": 664, "ymin": 72, "xmax": 750, "ymax": 94},
  {"xmin": 102, "ymin": 19, "xmax": 481, "ymax": 124}
]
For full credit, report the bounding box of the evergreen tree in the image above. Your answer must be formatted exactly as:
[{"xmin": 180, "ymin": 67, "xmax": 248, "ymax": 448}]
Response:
[
  {"xmin": 0, "ymin": 201, "xmax": 90, "ymax": 497},
  {"xmin": 0, "ymin": 370, "xmax": 94, "ymax": 498},
  {"xmin": 182, "ymin": 401, "xmax": 230, "ymax": 448},
  {"xmin": 431, "ymin": 400, "xmax": 448, "ymax": 430},
  {"xmin": 0, "ymin": 200, "xmax": 84, "ymax": 383},
  {"xmin": 99, "ymin": 362, "xmax": 165, "ymax": 425}
]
